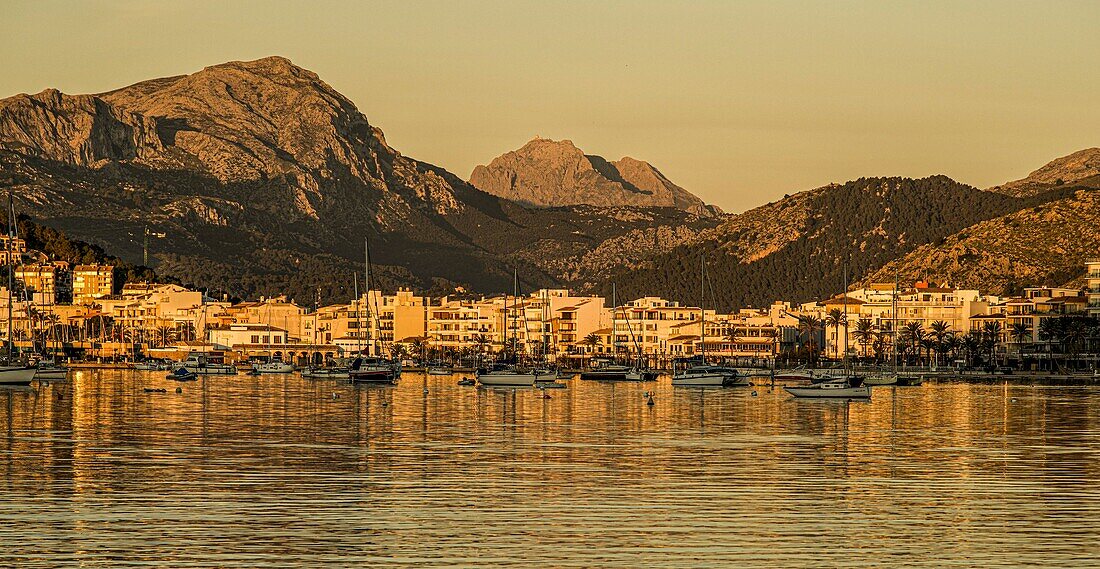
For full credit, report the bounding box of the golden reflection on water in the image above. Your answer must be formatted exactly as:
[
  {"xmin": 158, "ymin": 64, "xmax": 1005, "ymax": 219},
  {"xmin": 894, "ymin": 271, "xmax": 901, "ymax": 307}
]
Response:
[{"xmin": 2, "ymin": 371, "xmax": 1099, "ymax": 567}]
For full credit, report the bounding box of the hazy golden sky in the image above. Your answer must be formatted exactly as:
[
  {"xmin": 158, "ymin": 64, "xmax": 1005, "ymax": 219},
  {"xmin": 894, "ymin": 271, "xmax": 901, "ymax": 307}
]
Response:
[{"xmin": 3, "ymin": 1, "xmax": 1098, "ymax": 211}]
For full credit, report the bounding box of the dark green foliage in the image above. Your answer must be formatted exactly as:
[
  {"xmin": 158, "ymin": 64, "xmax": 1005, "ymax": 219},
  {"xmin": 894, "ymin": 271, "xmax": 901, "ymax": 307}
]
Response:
[{"xmin": 607, "ymin": 176, "xmax": 1063, "ymax": 311}]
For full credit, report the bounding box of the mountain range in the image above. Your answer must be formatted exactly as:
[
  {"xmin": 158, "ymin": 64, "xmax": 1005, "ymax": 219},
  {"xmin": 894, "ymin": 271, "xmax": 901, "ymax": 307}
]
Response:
[
  {"xmin": 0, "ymin": 56, "xmax": 1096, "ymax": 307},
  {"xmin": 470, "ymin": 137, "xmax": 718, "ymax": 217}
]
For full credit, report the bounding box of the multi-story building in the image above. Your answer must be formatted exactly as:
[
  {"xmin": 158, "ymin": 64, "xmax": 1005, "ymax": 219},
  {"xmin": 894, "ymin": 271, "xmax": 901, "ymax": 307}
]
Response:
[
  {"xmin": 0, "ymin": 235, "xmax": 27, "ymax": 265},
  {"xmin": 1088, "ymin": 258, "xmax": 1100, "ymax": 317},
  {"xmin": 15, "ymin": 263, "xmax": 58, "ymax": 304},
  {"xmin": 72, "ymin": 264, "xmax": 114, "ymax": 304}
]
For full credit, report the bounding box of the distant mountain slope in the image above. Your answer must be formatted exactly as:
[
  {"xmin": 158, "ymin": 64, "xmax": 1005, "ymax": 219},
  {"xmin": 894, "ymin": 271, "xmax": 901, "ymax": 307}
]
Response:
[
  {"xmin": 604, "ymin": 176, "xmax": 1060, "ymax": 310},
  {"xmin": 0, "ymin": 57, "xmax": 716, "ymax": 302},
  {"xmin": 862, "ymin": 189, "xmax": 1100, "ymax": 294},
  {"xmin": 990, "ymin": 147, "xmax": 1100, "ymax": 197},
  {"xmin": 469, "ymin": 137, "xmax": 718, "ymax": 216}
]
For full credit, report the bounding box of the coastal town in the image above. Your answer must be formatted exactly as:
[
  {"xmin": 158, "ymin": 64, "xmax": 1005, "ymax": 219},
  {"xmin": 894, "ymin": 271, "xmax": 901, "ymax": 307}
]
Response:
[{"xmin": 5, "ymin": 231, "xmax": 1098, "ymax": 374}]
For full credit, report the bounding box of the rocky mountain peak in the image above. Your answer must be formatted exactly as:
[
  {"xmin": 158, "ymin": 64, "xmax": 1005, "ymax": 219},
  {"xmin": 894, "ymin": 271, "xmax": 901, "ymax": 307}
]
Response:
[
  {"xmin": 991, "ymin": 147, "xmax": 1100, "ymax": 197},
  {"xmin": 469, "ymin": 137, "xmax": 717, "ymax": 216}
]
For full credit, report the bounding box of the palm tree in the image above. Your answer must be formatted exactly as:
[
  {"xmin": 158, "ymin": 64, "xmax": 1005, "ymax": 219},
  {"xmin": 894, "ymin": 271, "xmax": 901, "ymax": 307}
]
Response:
[
  {"xmin": 962, "ymin": 331, "xmax": 982, "ymax": 368},
  {"xmin": 795, "ymin": 315, "xmax": 823, "ymax": 366},
  {"xmin": 825, "ymin": 308, "xmax": 846, "ymax": 361},
  {"xmin": 940, "ymin": 332, "xmax": 959, "ymax": 368},
  {"xmin": 901, "ymin": 321, "xmax": 925, "ymax": 365},
  {"xmin": 853, "ymin": 318, "xmax": 874, "ymax": 361},
  {"xmin": 929, "ymin": 320, "xmax": 950, "ymax": 367},
  {"xmin": 981, "ymin": 321, "xmax": 1003, "ymax": 367},
  {"xmin": 581, "ymin": 332, "xmax": 601, "ymax": 368},
  {"xmin": 1009, "ymin": 322, "xmax": 1031, "ymax": 365}
]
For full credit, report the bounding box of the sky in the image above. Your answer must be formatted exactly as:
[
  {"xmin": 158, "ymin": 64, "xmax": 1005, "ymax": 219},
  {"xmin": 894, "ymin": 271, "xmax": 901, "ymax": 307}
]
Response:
[{"xmin": 2, "ymin": 0, "xmax": 1098, "ymax": 212}]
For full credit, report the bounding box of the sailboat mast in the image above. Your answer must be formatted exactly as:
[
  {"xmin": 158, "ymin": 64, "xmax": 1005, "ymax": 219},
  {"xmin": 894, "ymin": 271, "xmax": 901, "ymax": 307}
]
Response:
[
  {"xmin": 512, "ymin": 269, "xmax": 519, "ymax": 360},
  {"xmin": 699, "ymin": 255, "xmax": 706, "ymax": 362},
  {"xmin": 843, "ymin": 262, "xmax": 849, "ymax": 375},
  {"xmin": 612, "ymin": 282, "xmax": 618, "ymax": 360},
  {"xmin": 893, "ymin": 270, "xmax": 899, "ymax": 373},
  {"xmin": 353, "ymin": 272, "xmax": 361, "ymax": 356},
  {"xmin": 6, "ymin": 191, "xmax": 13, "ymax": 358},
  {"xmin": 364, "ymin": 240, "xmax": 372, "ymax": 357}
]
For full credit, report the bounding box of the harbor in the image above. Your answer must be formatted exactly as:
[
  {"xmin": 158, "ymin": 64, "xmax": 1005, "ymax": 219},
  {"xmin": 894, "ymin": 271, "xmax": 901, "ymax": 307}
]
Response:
[{"xmin": 2, "ymin": 368, "xmax": 1099, "ymax": 568}]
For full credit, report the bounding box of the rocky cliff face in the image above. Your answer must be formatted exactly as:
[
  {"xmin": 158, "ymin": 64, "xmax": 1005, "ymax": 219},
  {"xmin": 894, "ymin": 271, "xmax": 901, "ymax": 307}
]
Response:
[
  {"xmin": 469, "ymin": 137, "xmax": 718, "ymax": 216},
  {"xmin": 990, "ymin": 147, "xmax": 1100, "ymax": 197},
  {"xmin": 0, "ymin": 89, "xmax": 163, "ymax": 166},
  {"xmin": 861, "ymin": 189, "xmax": 1100, "ymax": 294},
  {"xmin": 0, "ymin": 57, "xmax": 716, "ymax": 302}
]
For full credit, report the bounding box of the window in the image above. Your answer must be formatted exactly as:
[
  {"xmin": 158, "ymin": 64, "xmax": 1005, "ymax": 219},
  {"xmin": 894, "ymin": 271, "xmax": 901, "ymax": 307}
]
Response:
[{"xmin": 251, "ymin": 335, "xmax": 260, "ymax": 343}]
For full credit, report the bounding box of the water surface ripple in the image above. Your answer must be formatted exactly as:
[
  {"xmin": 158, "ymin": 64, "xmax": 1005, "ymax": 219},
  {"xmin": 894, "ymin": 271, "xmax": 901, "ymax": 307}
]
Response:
[{"xmin": 2, "ymin": 371, "xmax": 1098, "ymax": 567}]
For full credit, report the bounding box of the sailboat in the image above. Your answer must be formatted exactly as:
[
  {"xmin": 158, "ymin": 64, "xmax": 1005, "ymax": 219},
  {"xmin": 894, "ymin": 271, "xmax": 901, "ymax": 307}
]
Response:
[
  {"xmin": 672, "ymin": 256, "xmax": 743, "ymax": 387},
  {"xmin": 785, "ymin": 264, "xmax": 870, "ymax": 399},
  {"xmin": 348, "ymin": 239, "xmax": 400, "ymax": 384},
  {"xmin": 34, "ymin": 287, "xmax": 68, "ymax": 380},
  {"xmin": 0, "ymin": 192, "xmax": 36, "ymax": 387},
  {"xmin": 477, "ymin": 271, "xmax": 542, "ymax": 387}
]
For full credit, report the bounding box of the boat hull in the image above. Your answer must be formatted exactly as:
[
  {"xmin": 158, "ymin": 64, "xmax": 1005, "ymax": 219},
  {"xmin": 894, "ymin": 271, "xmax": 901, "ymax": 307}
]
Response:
[
  {"xmin": 784, "ymin": 385, "xmax": 872, "ymax": 398},
  {"xmin": 35, "ymin": 368, "xmax": 68, "ymax": 380},
  {"xmin": 672, "ymin": 373, "xmax": 731, "ymax": 387},
  {"xmin": 580, "ymin": 370, "xmax": 629, "ymax": 381},
  {"xmin": 0, "ymin": 366, "xmax": 36, "ymax": 386},
  {"xmin": 180, "ymin": 365, "xmax": 238, "ymax": 375},
  {"xmin": 349, "ymin": 369, "xmax": 398, "ymax": 384},
  {"xmin": 477, "ymin": 372, "xmax": 538, "ymax": 387},
  {"xmin": 863, "ymin": 374, "xmax": 897, "ymax": 386}
]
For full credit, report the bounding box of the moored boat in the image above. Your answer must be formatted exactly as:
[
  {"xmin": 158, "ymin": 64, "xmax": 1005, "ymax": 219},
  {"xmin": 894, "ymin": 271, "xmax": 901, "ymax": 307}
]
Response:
[
  {"xmin": 178, "ymin": 353, "xmax": 238, "ymax": 375},
  {"xmin": 784, "ymin": 376, "xmax": 871, "ymax": 399},
  {"xmin": 34, "ymin": 361, "xmax": 68, "ymax": 381},
  {"xmin": 167, "ymin": 368, "xmax": 198, "ymax": 381},
  {"xmin": 579, "ymin": 363, "xmax": 631, "ymax": 381},
  {"xmin": 476, "ymin": 366, "xmax": 542, "ymax": 387},
  {"xmin": 672, "ymin": 364, "xmax": 745, "ymax": 387},
  {"xmin": 253, "ymin": 359, "xmax": 295, "ymax": 374},
  {"xmin": 863, "ymin": 373, "xmax": 898, "ymax": 386},
  {"xmin": 0, "ymin": 365, "xmax": 36, "ymax": 386},
  {"xmin": 348, "ymin": 357, "xmax": 400, "ymax": 384}
]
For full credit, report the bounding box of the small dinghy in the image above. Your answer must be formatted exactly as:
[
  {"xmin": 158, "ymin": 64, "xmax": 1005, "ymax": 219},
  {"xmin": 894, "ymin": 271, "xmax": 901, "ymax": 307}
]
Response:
[
  {"xmin": 167, "ymin": 368, "xmax": 198, "ymax": 381},
  {"xmin": 457, "ymin": 378, "xmax": 476, "ymax": 386}
]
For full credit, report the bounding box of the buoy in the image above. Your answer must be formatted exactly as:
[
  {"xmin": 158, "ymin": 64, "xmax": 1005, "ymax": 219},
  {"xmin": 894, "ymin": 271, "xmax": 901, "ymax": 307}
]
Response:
[
  {"xmin": 543, "ymin": 393, "xmax": 552, "ymax": 400},
  {"xmin": 332, "ymin": 393, "xmax": 339, "ymax": 399},
  {"xmin": 647, "ymin": 396, "xmax": 655, "ymax": 407},
  {"xmin": 751, "ymin": 390, "xmax": 758, "ymax": 397},
  {"xmin": 381, "ymin": 401, "xmax": 388, "ymax": 407},
  {"xmin": 1011, "ymin": 398, "xmax": 1018, "ymax": 402},
  {"xmin": 423, "ymin": 388, "xmax": 429, "ymax": 394},
  {"xmin": 175, "ymin": 387, "xmax": 182, "ymax": 394}
]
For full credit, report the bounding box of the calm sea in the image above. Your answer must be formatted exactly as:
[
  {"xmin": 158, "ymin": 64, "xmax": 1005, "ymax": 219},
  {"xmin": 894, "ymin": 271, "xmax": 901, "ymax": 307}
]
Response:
[{"xmin": 2, "ymin": 371, "xmax": 1098, "ymax": 567}]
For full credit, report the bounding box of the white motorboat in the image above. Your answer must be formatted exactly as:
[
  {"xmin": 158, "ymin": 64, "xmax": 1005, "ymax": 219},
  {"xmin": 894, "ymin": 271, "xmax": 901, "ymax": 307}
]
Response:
[
  {"xmin": 426, "ymin": 367, "xmax": 451, "ymax": 376},
  {"xmin": 0, "ymin": 365, "xmax": 36, "ymax": 386},
  {"xmin": 672, "ymin": 364, "xmax": 745, "ymax": 387},
  {"xmin": 134, "ymin": 361, "xmax": 163, "ymax": 371},
  {"xmin": 785, "ymin": 377, "xmax": 871, "ymax": 399},
  {"xmin": 254, "ymin": 360, "xmax": 295, "ymax": 374},
  {"xmin": 178, "ymin": 353, "xmax": 238, "ymax": 375},
  {"xmin": 476, "ymin": 367, "xmax": 544, "ymax": 387},
  {"xmin": 863, "ymin": 373, "xmax": 898, "ymax": 386}
]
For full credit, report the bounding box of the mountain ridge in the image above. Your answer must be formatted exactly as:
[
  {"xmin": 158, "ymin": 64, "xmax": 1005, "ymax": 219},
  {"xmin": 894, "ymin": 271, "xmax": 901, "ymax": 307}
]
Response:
[{"xmin": 469, "ymin": 137, "xmax": 719, "ymax": 216}]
